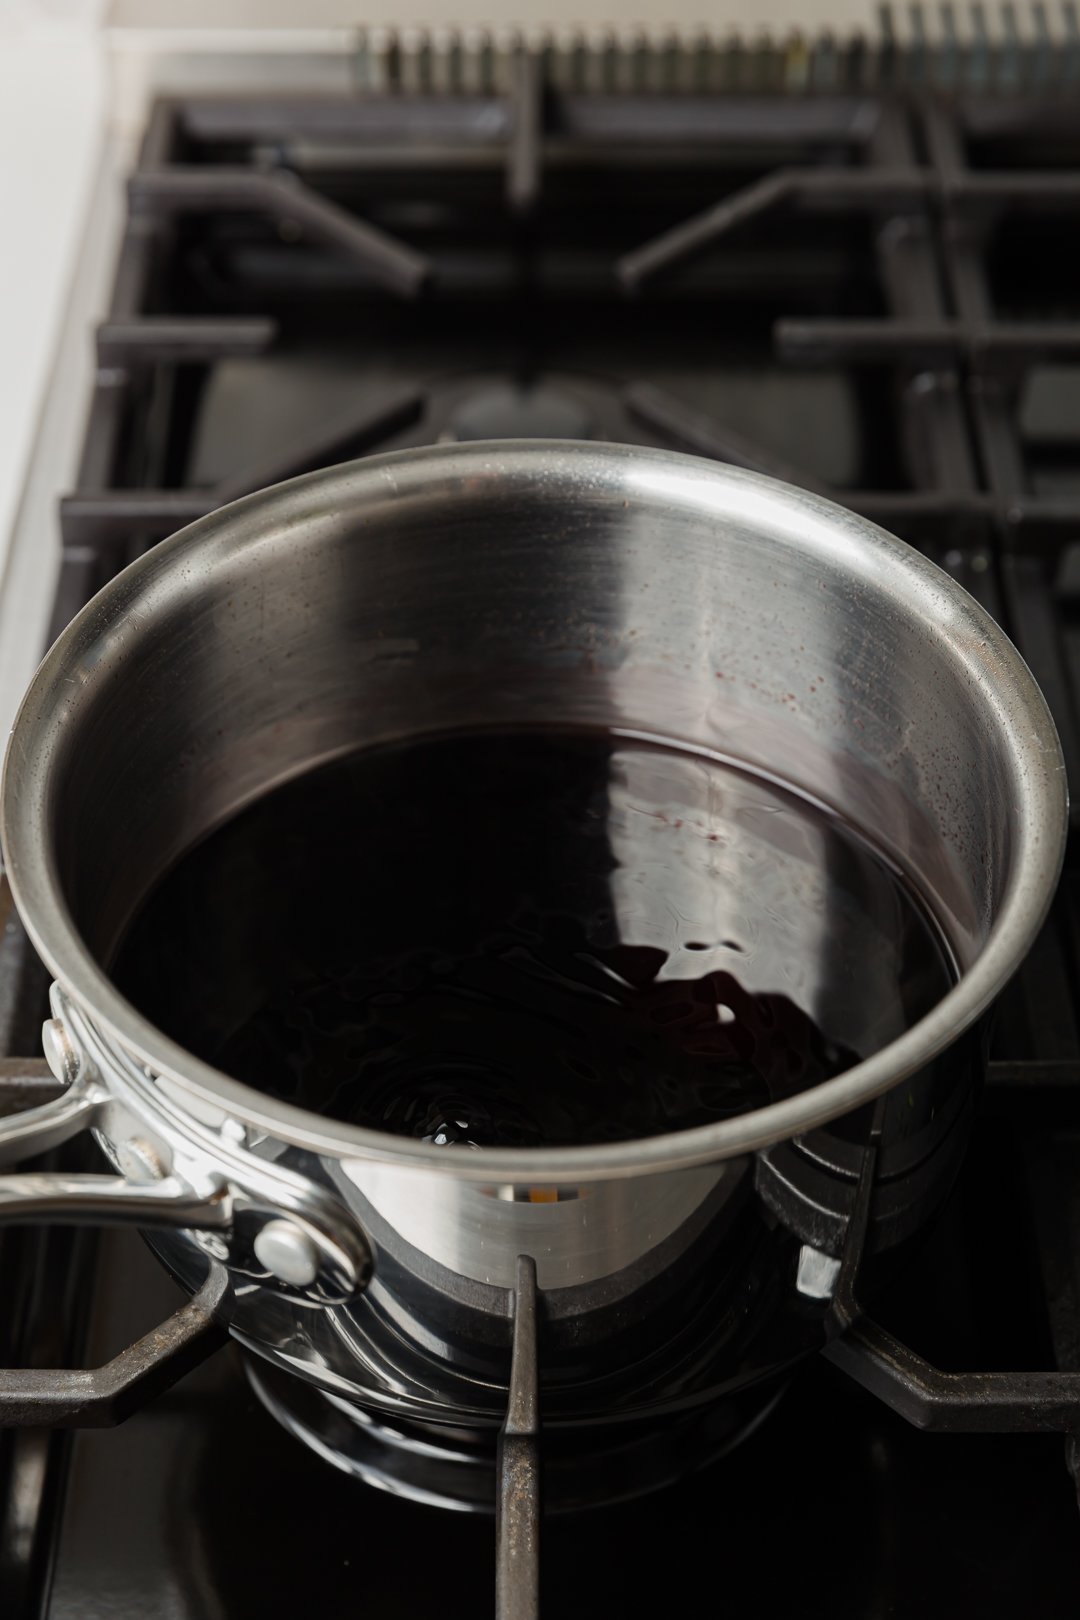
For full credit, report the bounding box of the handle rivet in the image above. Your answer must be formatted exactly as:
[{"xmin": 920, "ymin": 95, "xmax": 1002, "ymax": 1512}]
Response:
[
  {"xmin": 41, "ymin": 1018, "xmax": 80, "ymax": 1086},
  {"xmin": 253, "ymin": 1218, "xmax": 320, "ymax": 1287},
  {"xmin": 117, "ymin": 1137, "xmax": 166, "ymax": 1181}
]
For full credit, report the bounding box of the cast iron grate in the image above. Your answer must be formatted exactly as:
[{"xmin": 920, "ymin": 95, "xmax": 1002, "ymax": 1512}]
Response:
[{"xmin": 52, "ymin": 81, "xmax": 1080, "ymax": 812}]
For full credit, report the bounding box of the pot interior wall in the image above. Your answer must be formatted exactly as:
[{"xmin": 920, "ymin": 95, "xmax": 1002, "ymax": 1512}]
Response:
[{"xmin": 41, "ymin": 449, "xmax": 1019, "ymax": 988}]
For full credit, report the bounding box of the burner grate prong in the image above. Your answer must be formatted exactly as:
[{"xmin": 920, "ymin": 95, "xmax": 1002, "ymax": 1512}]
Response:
[
  {"xmin": 506, "ymin": 48, "xmax": 542, "ymax": 216},
  {"xmin": 496, "ymin": 1254, "xmax": 541, "ymax": 1620},
  {"xmin": 130, "ymin": 168, "xmax": 432, "ymax": 299}
]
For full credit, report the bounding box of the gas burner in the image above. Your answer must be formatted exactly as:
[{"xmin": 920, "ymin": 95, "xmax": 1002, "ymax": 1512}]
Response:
[{"xmin": 244, "ymin": 1354, "xmax": 782, "ymax": 1514}]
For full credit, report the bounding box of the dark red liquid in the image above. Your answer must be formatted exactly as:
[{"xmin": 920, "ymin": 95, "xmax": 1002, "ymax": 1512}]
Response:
[{"xmin": 112, "ymin": 729, "xmax": 955, "ymax": 1147}]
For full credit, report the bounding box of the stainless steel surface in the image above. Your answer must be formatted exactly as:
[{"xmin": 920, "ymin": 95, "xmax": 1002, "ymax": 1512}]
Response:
[
  {"xmin": 338, "ymin": 1153, "xmax": 737, "ymax": 1290},
  {"xmin": 0, "ymin": 1062, "xmax": 100, "ymax": 1166},
  {"xmin": 41, "ymin": 1017, "xmax": 80, "ymax": 1085},
  {"xmin": 0, "ymin": 440, "xmax": 1067, "ymax": 1420},
  {"xmin": 253, "ymin": 1218, "xmax": 321, "ymax": 1287},
  {"xmin": 0, "ymin": 1171, "xmax": 229, "ymax": 1231}
]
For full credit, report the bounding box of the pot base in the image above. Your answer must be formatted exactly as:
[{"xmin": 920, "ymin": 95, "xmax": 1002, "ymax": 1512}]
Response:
[{"xmin": 244, "ymin": 1354, "xmax": 787, "ymax": 1513}]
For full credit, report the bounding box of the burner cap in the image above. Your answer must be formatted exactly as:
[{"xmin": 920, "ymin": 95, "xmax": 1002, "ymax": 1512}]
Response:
[{"xmin": 450, "ymin": 382, "xmax": 593, "ymax": 441}]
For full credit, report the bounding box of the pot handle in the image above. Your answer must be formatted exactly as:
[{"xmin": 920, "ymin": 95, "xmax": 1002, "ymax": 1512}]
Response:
[
  {"xmin": 0, "ymin": 1170, "xmax": 229, "ymax": 1230},
  {"xmin": 0, "ymin": 1060, "xmax": 230, "ymax": 1232},
  {"xmin": 0, "ymin": 1063, "xmax": 102, "ymax": 1166},
  {"xmin": 0, "ymin": 1043, "xmax": 369, "ymax": 1305}
]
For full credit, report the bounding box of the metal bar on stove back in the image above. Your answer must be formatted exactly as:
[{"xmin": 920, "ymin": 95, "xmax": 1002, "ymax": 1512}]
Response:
[
  {"xmin": 96, "ymin": 317, "xmax": 278, "ymax": 366},
  {"xmin": 776, "ymin": 318, "xmax": 1080, "ymax": 367},
  {"xmin": 60, "ymin": 492, "xmax": 216, "ymax": 547},
  {"xmin": 842, "ymin": 491, "xmax": 996, "ymax": 522},
  {"xmin": 955, "ymin": 170, "xmax": 1080, "ymax": 207},
  {"xmin": 496, "ymin": 1255, "xmax": 541, "ymax": 1620},
  {"xmin": 556, "ymin": 94, "xmax": 880, "ymax": 143},
  {"xmin": 988, "ymin": 1059, "xmax": 1080, "ymax": 1089},
  {"xmin": 506, "ymin": 49, "xmax": 542, "ymax": 215},
  {"xmin": 180, "ymin": 95, "xmax": 510, "ymax": 142}
]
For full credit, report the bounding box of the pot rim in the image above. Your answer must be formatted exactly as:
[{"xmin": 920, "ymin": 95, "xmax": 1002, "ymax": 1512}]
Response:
[{"xmin": 0, "ymin": 441, "xmax": 1068, "ymax": 1182}]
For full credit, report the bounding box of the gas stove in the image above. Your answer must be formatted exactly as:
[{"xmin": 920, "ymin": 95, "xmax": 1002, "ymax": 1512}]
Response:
[{"xmin": 5, "ymin": 26, "xmax": 1080, "ymax": 1617}]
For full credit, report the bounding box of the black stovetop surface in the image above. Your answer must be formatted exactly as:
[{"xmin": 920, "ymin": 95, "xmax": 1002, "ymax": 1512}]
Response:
[
  {"xmin": 6, "ymin": 59, "xmax": 1080, "ymax": 1616},
  {"xmin": 21, "ymin": 1087, "xmax": 1080, "ymax": 1619},
  {"xmin": 32, "ymin": 1225, "xmax": 1080, "ymax": 1620}
]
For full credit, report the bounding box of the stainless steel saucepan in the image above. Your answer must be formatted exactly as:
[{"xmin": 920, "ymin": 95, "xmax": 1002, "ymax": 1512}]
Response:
[{"xmin": 0, "ymin": 441, "xmax": 1066, "ymax": 1433}]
